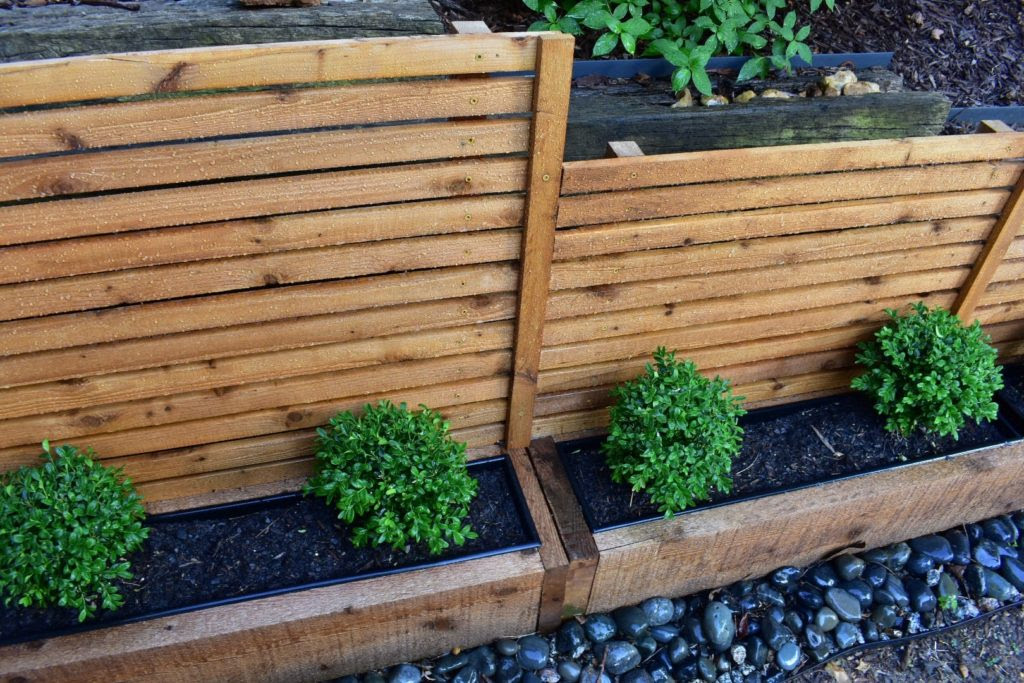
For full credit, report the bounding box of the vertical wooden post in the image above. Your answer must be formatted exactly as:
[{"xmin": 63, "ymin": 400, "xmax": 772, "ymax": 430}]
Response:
[
  {"xmin": 953, "ymin": 121, "xmax": 1024, "ymax": 321},
  {"xmin": 506, "ymin": 33, "xmax": 574, "ymax": 448}
]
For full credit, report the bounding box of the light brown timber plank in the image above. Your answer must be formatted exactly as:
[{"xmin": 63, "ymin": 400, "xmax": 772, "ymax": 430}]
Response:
[
  {"xmin": 0, "ymin": 229, "xmax": 522, "ymax": 321},
  {"xmin": 0, "ymin": 118, "xmax": 531, "ymax": 202},
  {"xmin": 0, "ymin": 77, "xmax": 534, "ymax": 158},
  {"xmin": 506, "ymin": 33, "xmax": 573, "ymax": 448},
  {"xmin": 0, "ymin": 157, "xmax": 527, "ymax": 247},
  {"xmin": 561, "ymin": 133, "xmax": 1024, "ymax": 193},
  {"xmin": 556, "ymin": 161, "xmax": 1024, "ymax": 228},
  {"xmin": 0, "ymin": 33, "xmax": 542, "ymax": 107}
]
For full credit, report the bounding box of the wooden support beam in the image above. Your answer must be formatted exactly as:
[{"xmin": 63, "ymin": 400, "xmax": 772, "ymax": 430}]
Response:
[
  {"xmin": 604, "ymin": 140, "xmax": 645, "ymax": 158},
  {"xmin": 954, "ymin": 128, "xmax": 1024, "ymax": 321},
  {"xmin": 528, "ymin": 437, "xmax": 599, "ymax": 618},
  {"xmin": 451, "ymin": 21, "xmax": 492, "ymax": 34},
  {"xmin": 506, "ymin": 34, "xmax": 574, "ymax": 448}
]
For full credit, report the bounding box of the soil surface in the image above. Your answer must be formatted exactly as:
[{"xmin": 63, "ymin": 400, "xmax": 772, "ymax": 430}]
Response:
[
  {"xmin": 997, "ymin": 362, "xmax": 1024, "ymax": 423},
  {"xmin": 0, "ymin": 459, "xmax": 532, "ymax": 645},
  {"xmin": 800, "ymin": 603, "xmax": 1024, "ymax": 683},
  {"xmin": 559, "ymin": 392, "xmax": 1011, "ymax": 530},
  {"xmin": 432, "ymin": 0, "xmax": 1023, "ymax": 108}
]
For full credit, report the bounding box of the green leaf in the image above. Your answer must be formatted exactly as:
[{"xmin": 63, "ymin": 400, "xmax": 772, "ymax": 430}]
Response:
[
  {"xmin": 670, "ymin": 66, "xmax": 692, "ymax": 92},
  {"xmin": 690, "ymin": 63, "xmax": 713, "ymax": 95},
  {"xmin": 592, "ymin": 31, "xmax": 620, "ymax": 56},
  {"xmin": 736, "ymin": 55, "xmax": 765, "ymax": 81},
  {"xmin": 621, "ymin": 31, "xmax": 638, "ymax": 53}
]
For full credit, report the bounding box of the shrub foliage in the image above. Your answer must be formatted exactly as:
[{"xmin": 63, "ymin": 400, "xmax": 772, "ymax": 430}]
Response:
[
  {"xmin": 0, "ymin": 442, "xmax": 149, "ymax": 622},
  {"xmin": 851, "ymin": 302, "xmax": 1003, "ymax": 439},
  {"xmin": 602, "ymin": 347, "xmax": 746, "ymax": 515},
  {"xmin": 305, "ymin": 401, "xmax": 478, "ymax": 555}
]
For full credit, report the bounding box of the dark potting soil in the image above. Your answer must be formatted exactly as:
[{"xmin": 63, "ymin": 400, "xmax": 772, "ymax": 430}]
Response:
[
  {"xmin": 0, "ymin": 458, "xmax": 534, "ymax": 645},
  {"xmin": 997, "ymin": 361, "xmax": 1024, "ymax": 423},
  {"xmin": 559, "ymin": 392, "xmax": 1013, "ymax": 531}
]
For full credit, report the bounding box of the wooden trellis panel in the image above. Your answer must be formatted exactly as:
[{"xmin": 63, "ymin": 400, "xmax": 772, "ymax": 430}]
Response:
[
  {"xmin": 534, "ymin": 132, "xmax": 1024, "ymax": 441},
  {"xmin": 0, "ymin": 33, "xmax": 573, "ymax": 508}
]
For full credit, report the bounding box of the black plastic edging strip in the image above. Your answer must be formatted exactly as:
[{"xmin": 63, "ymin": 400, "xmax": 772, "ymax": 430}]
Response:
[
  {"xmin": 948, "ymin": 106, "xmax": 1024, "ymax": 125},
  {"xmin": 561, "ymin": 393, "xmax": 1024, "ymax": 534},
  {"xmin": 571, "ymin": 52, "xmax": 893, "ymax": 79},
  {"xmin": 2, "ymin": 455, "xmax": 540, "ymax": 649},
  {"xmin": 793, "ymin": 599, "xmax": 1024, "ymax": 679}
]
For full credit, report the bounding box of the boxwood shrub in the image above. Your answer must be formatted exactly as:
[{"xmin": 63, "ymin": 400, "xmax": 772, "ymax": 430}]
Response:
[
  {"xmin": 851, "ymin": 302, "xmax": 1003, "ymax": 439},
  {"xmin": 0, "ymin": 442, "xmax": 149, "ymax": 622},
  {"xmin": 305, "ymin": 401, "xmax": 478, "ymax": 555},
  {"xmin": 602, "ymin": 347, "xmax": 745, "ymax": 516}
]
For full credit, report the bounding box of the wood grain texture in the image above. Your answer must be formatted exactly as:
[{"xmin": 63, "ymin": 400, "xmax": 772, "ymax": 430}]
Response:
[
  {"xmin": 0, "ymin": 549, "xmax": 544, "ymax": 682},
  {"xmin": 506, "ymin": 33, "xmax": 574, "ymax": 448},
  {"xmin": 0, "ymin": 32, "xmax": 542, "ymax": 107},
  {"xmin": 585, "ymin": 441, "xmax": 1024, "ymax": 612}
]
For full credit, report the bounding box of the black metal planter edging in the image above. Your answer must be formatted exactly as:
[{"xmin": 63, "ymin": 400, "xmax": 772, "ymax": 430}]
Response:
[
  {"xmin": 571, "ymin": 52, "xmax": 893, "ymax": 80},
  {"xmin": 949, "ymin": 106, "xmax": 1024, "ymax": 126},
  {"xmin": 558, "ymin": 393, "xmax": 1024, "ymax": 534},
  {"xmin": 793, "ymin": 598, "xmax": 1024, "ymax": 679},
  {"xmin": 2, "ymin": 455, "xmax": 541, "ymax": 649}
]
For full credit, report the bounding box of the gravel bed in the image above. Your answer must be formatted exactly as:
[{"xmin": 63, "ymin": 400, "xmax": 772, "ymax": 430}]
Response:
[{"xmin": 341, "ymin": 510, "xmax": 1024, "ymax": 683}]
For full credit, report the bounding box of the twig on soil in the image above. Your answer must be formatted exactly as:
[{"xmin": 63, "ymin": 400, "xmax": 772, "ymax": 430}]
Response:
[
  {"xmin": 255, "ymin": 519, "xmax": 278, "ymax": 539},
  {"xmin": 734, "ymin": 451, "xmax": 762, "ymax": 476},
  {"xmin": 810, "ymin": 425, "xmax": 844, "ymax": 459}
]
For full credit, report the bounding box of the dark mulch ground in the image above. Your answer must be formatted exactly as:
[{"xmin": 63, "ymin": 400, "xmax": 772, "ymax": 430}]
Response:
[
  {"xmin": 0, "ymin": 460, "xmax": 532, "ymax": 645},
  {"xmin": 432, "ymin": 0, "xmax": 1024, "ymax": 108},
  {"xmin": 559, "ymin": 392, "xmax": 1010, "ymax": 530},
  {"xmin": 800, "ymin": 604, "xmax": 1024, "ymax": 683}
]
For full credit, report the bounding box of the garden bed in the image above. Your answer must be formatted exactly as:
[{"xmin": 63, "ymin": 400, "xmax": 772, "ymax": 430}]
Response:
[
  {"xmin": 0, "ymin": 456, "xmax": 553, "ymax": 681},
  {"xmin": 529, "ymin": 395, "xmax": 1024, "ymax": 614}
]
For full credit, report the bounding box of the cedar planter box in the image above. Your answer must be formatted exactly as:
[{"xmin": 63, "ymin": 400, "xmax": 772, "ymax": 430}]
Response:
[
  {"xmin": 528, "ymin": 394, "xmax": 1024, "ymax": 614},
  {"xmin": 0, "ymin": 457, "xmax": 551, "ymax": 682}
]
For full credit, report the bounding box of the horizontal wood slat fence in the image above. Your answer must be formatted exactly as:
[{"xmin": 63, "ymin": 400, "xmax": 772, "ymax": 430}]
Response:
[
  {"xmin": 532, "ymin": 132, "xmax": 1024, "ymax": 442},
  {"xmin": 2, "ymin": 32, "xmax": 1024, "ymax": 508},
  {"xmin": 0, "ymin": 33, "xmax": 573, "ymax": 507}
]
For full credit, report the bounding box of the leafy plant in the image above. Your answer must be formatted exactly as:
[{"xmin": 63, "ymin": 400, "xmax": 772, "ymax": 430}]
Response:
[
  {"xmin": 305, "ymin": 401, "xmax": 478, "ymax": 555},
  {"xmin": 851, "ymin": 302, "xmax": 1003, "ymax": 439},
  {"xmin": 602, "ymin": 347, "xmax": 746, "ymax": 516},
  {"xmin": 0, "ymin": 442, "xmax": 149, "ymax": 622},
  {"xmin": 938, "ymin": 594, "xmax": 958, "ymax": 611},
  {"xmin": 524, "ymin": 0, "xmax": 835, "ymax": 95}
]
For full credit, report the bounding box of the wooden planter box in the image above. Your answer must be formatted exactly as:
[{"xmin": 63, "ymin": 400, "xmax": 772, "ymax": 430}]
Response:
[{"xmin": 528, "ymin": 429, "xmax": 1024, "ymax": 615}]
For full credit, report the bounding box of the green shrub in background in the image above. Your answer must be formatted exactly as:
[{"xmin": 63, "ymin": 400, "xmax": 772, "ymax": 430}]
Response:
[
  {"xmin": 602, "ymin": 347, "xmax": 746, "ymax": 516},
  {"xmin": 0, "ymin": 442, "xmax": 149, "ymax": 622},
  {"xmin": 851, "ymin": 302, "xmax": 1003, "ymax": 439},
  {"xmin": 525, "ymin": 0, "xmax": 835, "ymax": 95},
  {"xmin": 305, "ymin": 401, "xmax": 478, "ymax": 555}
]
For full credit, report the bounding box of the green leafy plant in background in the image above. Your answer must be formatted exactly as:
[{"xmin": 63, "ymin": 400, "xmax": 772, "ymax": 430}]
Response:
[
  {"xmin": 851, "ymin": 302, "xmax": 1003, "ymax": 439},
  {"xmin": 525, "ymin": 0, "xmax": 835, "ymax": 95},
  {"xmin": 602, "ymin": 347, "xmax": 746, "ymax": 516},
  {"xmin": 305, "ymin": 401, "xmax": 478, "ymax": 555},
  {"xmin": 0, "ymin": 442, "xmax": 149, "ymax": 622}
]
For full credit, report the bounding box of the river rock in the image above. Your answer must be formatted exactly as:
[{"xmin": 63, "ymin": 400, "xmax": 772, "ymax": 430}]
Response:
[
  {"xmin": 974, "ymin": 540, "xmax": 1003, "ymax": 569},
  {"xmin": 601, "ymin": 642, "xmax": 641, "ymax": 676},
  {"xmin": 771, "ymin": 567, "xmax": 801, "ymax": 591},
  {"xmin": 906, "ymin": 552, "xmax": 935, "ymax": 577},
  {"xmin": 843, "ymin": 81, "xmax": 881, "ymax": 95},
  {"xmin": 516, "ymin": 636, "xmax": 550, "ymax": 671},
  {"xmin": 871, "ymin": 605, "xmax": 900, "ymax": 629},
  {"xmin": 839, "ymin": 579, "xmax": 874, "ymax": 608},
  {"xmin": 468, "ymin": 647, "xmax": 497, "ymax": 677},
  {"xmin": 671, "ymin": 88, "xmax": 694, "ymax": 108},
  {"xmin": 862, "ymin": 619, "xmax": 880, "ymax": 642},
  {"xmin": 984, "ymin": 518, "xmax": 1017, "ymax": 545},
  {"xmin": 620, "ymin": 669, "xmax": 652, "ymax": 683},
  {"xmin": 756, "ymin": 582, "xmax": 786, "ymax": 607},
  {"xmin": 497, "ymin": 639, "xmax": 520, "ymax": 657},
  {"xmin": 762, "ymin": 619, "xmax": 795, "ymax": 651},
  {"xmin": 745, "ymin": 636, "xmax": 769, "ymax": 668},
  {"xmin": 556, "ymin": 621, "xmax": 586, "ymax": 657},
  {"xmin": 964, "ymin": 565, "xmax": 988, "ymax": 596},
  {"xmin": 496, "ymin": 657, "xmax": 522, "ymax": 683},
  {"xmin": 944, "ymin": 531, "xmax": 972, "ymax": 565},
  {"xmin": 390, "ymin": 664, "xmax": 422, "ymax": 683},
  {"xmin": 760, "ymin": 88, "xmax": 793, "ymax": 99},
  {"xmin": 825, "ymin": 588, "xmax": 862, "ymax": 622},
  {"xmin": 904, "ymin": 578, "xmax": 937, "ymax": 613},
  {"xmin": 641, "ymin": 597, "xmax": 675, "ymax": 626},
  {"xmin": 984, "ymin": 569, "xmax": 1020, "ymax": 601},
  {"xmin": 887, "ymin": 543, "xmax": 912, "ymax": 570},
  {"xmin": 704, "ymin": 601, "xmax": 735, "ymax": 652},
  {"xmin": 796, "ymin": 585, "xmax": 824, "ymax": 609},
  {"xmin": 613, "ymin": 606, "xmax": 650, "ymax": 639},
  {"xmin": 734, "ymin": 89, "xmax": 756, "ymax": 103},
  {"xmin": 883, "ymin": 576, "xmax": 910, "ymax": 608},
  {"xmin": 701, "ymin": 94, "xmax": 730, "ymax": 106},
  {"xmin": 834, "ymin": 555, "xmax": 865, "ymax": 581},
  {"xmin": 822, "ymin": 68, "xmax": 857, "ymax": 90},
  {"xmin": 557, "ymin": 662, "xmax": 581, "ymax": 683},
  {"xmin": 862, "ymin": 563, "xmax": 888, "ymax": 588},
  {"xmin": 807, "ymin": 565, "xmax": 839, "ymax": 589},
  {"xmin": 814, "ymin": 607, "xmax": 839, "ymax": 632},
  {"xmin": 776, "ymin": 641, "xmax": 802, "ymax": 671},
  {"xmin": 578, "ymin": 667, "xmax": 610, "ymax": 683},
  {"xmin": 453, "ymin": 666, "xmax": 479, "ymax": 683},
  {"xmin": 1001, "ymin": 556, "xmax": 1024, "ymax": 591},
  {"xmin": 436, "ymin": 654, "xmax": 471, "ymax": 676},
  {"xmin": 683, "ymin": 616, "xmax": 707, "ymax": 645},
  {"xmin": 642, "ymin": 661, "xmax": 671, "ymax": 683},
  {"xmin": 911, "ymin": 535, "xmax": 954, "ymax": 564},
  {"xmin": 784, "ymin": 610, "xmax": 805, "ymax": 633},
  {"xmin": 834, "ymin": 622, "xmax": 861, "ymax": 650},
  {"xmin": 937, "ymin": 572, "xmax": 960, "ymax": 599},
  {"xmin": 696, "ymin": 656, "xmax": 716, "ymax": 681},
  {"xmin": 583, "ymin": 614, "xmax": 617, "ymax": 643}
]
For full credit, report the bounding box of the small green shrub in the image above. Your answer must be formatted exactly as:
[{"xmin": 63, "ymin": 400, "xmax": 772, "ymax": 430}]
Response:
[
  {"xmin": 851, "ymin": 302, "xmax": 1003, "ymax": 439},
  {"xmin": 602, "ymin": 347, "xmax": 746, "ymax": 516},
  {"xmin": 305, "ymin": 401, "xmax": 478, "ymax": 555},
  {"xmin": 0, "ymin": 442, "xmax": 149, "ymax": 622},
  {"xmin": 525, "ymin": 0, "xmax": 835, "ymax": 95}
]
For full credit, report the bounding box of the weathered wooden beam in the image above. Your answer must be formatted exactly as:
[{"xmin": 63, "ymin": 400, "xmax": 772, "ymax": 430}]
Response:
[{"xmin": 604, "ymin": 140, "xmax": 645, "ymax": 158}]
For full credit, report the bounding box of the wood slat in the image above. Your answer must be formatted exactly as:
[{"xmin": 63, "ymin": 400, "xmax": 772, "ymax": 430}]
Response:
[
  {"xmin": 0, "ymin": 328, "xmax": 513, "ymax": 422},
  {"xmin": 0, "ymin": 76, "xmax": 534, "ymax": 158},
  {"xmin": 553, "ymin": 189, "xmax": 1008, "ymax": 261},
  {"xmin": 556, "ymin": 161, "xmax": 1024, "ymax": 228},
  {"xmin": 549, "ymin": 217, "xmax": 992, "ymax": 291},
  {"xmin": 0, "ymin": 194, "xmax": 524, "ymax": 286},
  {"xmin": 561, "ymin": 133, "xmax": 1024, "ymax": 194},
  {"xmin": 0, "ymin": 118, "xmax": 531, "ymax": 202},
  {"xmin": 0, "ymin": 33, "xmax": 542, "ymax": 107},
  {"xmin": 506, "ymin": 33, "xmax": 573, "ymax": 448},
  {"xmin": 0, "ymin": 157, "xmax": 528, "ymax": 247},
  {"xmin": 0, "ymin": 294, "xmax": 519, "ymax": 388},
  {"xmin": 0, "ymin": 229, "xmax": 522, "ymax": 322},
  {"xmin": 0, "ymin": 263, "xmax": 519, "ymax": 356}
]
